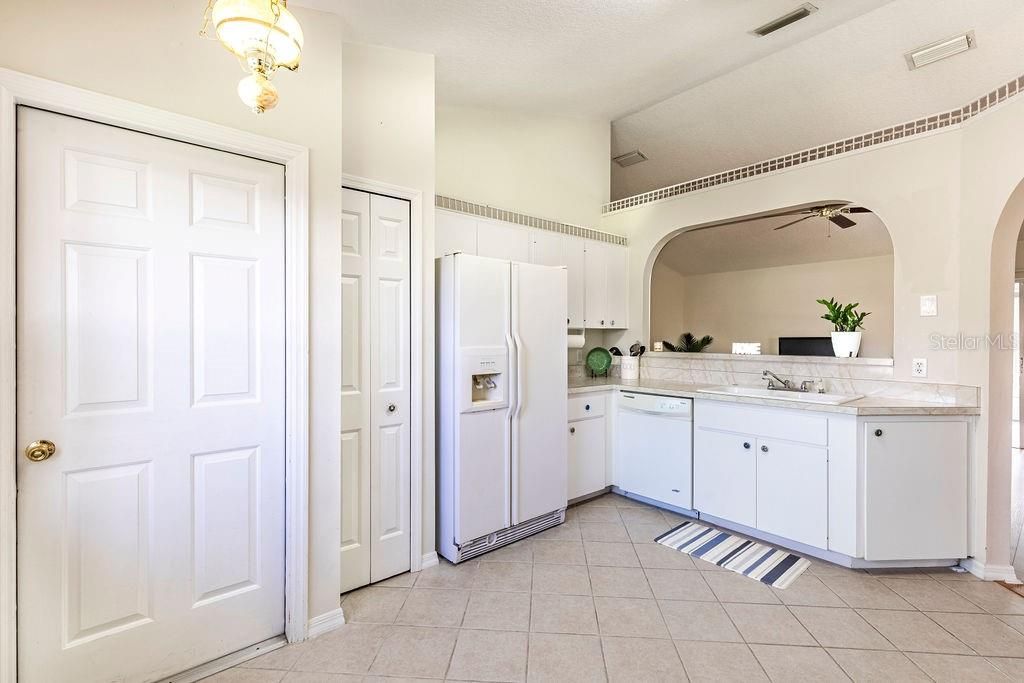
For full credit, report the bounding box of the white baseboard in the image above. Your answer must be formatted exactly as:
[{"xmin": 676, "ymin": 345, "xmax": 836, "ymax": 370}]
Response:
[
  {"xmin": 960, "ymin": 558, "xmax": 1021, "ymax": 582},
  {"xmin": 306, "ymin": 607, "xmax": 345, "ymax": 639},
  {"xmin": 420, "ymin": 551, "xmax": 439, "ymax": 570}
]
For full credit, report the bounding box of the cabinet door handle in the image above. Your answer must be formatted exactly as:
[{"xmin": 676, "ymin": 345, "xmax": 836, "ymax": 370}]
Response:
[
  {"xmin": 760, "ymin": 445, "xmax": 769, "ymax": 453},
  {"xmin": 743, "ymin": 442, "xmax": 751, "ymax": 449},
  {"xmin": 569, "ymin": 426, "xmax": 576, "ymax": 434},
  {"xmin": 600, "ymin": 320, "xmax": 605, "ymax": 326},
  {"xmin": 610, "ymin": 320, "xmax": 615, "ymax": 326},
  {"xmin": 585, "ymin": 404, "xmax": 591, "ymax": 411},
  {"xmin": 874, "ymin": 429, "xmax": 883, "ymax": 437}
]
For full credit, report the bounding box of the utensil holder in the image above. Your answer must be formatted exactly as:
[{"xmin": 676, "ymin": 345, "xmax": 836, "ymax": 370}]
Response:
[{"xmin": 620, "ymin": 356, "xmax": 640, "ymax": 380}]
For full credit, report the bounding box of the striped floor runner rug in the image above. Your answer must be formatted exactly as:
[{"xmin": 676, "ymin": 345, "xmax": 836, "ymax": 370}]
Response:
[{"xmin": 656, "ymin": 520, "xmax": 811, "ymax": 589}]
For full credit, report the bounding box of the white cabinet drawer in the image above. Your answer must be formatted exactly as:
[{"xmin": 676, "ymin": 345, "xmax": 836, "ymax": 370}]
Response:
[
  {"xmin": 696, "ymin": 399, "xmax": 827, "ymax": 446},
  {"xmin": 569, "ymin": 394, "xmax": 605, "ymax": 421}
]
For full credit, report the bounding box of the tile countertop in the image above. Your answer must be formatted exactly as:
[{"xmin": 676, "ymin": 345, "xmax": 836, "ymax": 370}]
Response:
[{"xmin": 567, "ymin": 377, "xmax": 981, "ymax": 416}]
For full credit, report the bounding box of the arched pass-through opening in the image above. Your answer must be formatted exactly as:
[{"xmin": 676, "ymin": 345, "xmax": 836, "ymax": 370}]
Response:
[
  {"xmin": 988, "ymin": 178, "xmax": 1024, "ymax": 580},
  {"xmin": 644, "ymin": 201, "xmax": 895, "ymax": 359}
]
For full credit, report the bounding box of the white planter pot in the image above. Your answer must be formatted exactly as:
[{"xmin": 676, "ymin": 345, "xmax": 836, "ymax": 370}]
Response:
[
  {"xmin": 831, "ymin": 331, "xmax": 862, "ymax": 358},
  {"xmin": 620, "ymin": 356, "xmax": 640, "ymax": 380}
]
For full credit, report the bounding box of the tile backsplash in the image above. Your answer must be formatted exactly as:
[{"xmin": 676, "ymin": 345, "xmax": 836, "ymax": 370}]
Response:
[{"xmin": 570, "ymin": 352, "xmax": 979, "ymax": 406}]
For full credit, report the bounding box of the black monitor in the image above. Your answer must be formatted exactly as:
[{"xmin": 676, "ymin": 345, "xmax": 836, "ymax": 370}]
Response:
[{"xmin": 778, "ymin": 337, "xmax": 833, "ymax": 357}]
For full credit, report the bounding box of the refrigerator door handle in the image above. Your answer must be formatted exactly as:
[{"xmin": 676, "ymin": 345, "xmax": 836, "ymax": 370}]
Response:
[
  {"xmin": 505, "ymin": 262, "xmax": 520, "ymax": 524},
  {"xmin": 509, "ymin": 262, "xmax": 525, "ymax": 523}
]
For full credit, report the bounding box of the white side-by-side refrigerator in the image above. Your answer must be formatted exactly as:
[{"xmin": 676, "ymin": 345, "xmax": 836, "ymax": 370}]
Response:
[{"xmin": 437, "ymin": 253, "xmax": 568, "ymax": 563}]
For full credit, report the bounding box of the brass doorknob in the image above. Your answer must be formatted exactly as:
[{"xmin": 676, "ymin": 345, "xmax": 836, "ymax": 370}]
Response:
[{"xmin": 25, "ymin": 440, "xmax": 56, "ymax": 462}]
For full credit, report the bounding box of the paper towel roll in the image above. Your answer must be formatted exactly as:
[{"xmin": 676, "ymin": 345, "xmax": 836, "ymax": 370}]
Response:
[{"xmin": 568, "ymin": 333, "xmax": 586, "ymax": 349}]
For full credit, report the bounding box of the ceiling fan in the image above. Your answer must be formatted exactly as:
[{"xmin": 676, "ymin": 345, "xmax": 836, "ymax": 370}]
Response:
[{"xmin": 772, "ymin": 204, "xmax": 873, "ymax": 231}]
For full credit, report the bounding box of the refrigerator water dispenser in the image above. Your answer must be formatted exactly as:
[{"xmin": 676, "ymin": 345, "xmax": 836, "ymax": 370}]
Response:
[{"xmin": 460, "ymin": 349, "xmax": 508, "ymax": 412}]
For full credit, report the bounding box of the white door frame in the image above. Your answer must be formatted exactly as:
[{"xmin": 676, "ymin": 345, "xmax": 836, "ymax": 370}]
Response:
[
  {"xmin": 342, "ymin": 174, "xmax": 426, "ymax": 574},
  {"xmin": 0, "ymin": 68, "xmax": 311, "ymax": 683}
]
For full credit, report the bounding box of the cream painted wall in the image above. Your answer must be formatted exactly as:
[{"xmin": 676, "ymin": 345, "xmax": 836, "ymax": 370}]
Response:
[
  {"xmin": 341, "ymin": 43, "xmax": 437, "ymax": 562},
  {"xmin": 0, "ymin": 2, "xmax": 345, "ymax": 621},
  {"xmin": 601, "ymin": 97, "xmax": 1024, "ymax": 576},
  {"xmin": 436, "ymin": 106, "xmax": 610, "ymax": 227},
  {"xmin": 651, "ymin": 256, "xmax": 895, "ymax": 358}
]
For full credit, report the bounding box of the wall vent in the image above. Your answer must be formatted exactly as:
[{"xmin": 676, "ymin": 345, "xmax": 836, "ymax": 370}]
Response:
[
  {"xmin": 613, "ymin": 150, "xmax": 648, "ymax": 167},
  {"xmin": 906, "ymin": 31, "xmax": 976, "ymax": 71},
  {"xmin": 752, "ymin": 3, "xmax": 818, "ymax": 37}
]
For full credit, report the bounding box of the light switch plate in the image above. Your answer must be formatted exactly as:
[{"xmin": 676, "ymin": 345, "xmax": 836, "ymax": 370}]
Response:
[
  {"xmin": 920, "ymin": 295, "xmax": 938, "ymax": 317},
  {"xmin": 912, "ymin": 358, "xmax": 928, "ymax": 377}
]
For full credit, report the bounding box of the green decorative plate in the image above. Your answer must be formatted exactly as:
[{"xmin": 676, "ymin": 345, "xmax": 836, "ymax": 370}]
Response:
[{"xmin": 586, "ymin": 347, "xmax": 613, "ymax": 375}]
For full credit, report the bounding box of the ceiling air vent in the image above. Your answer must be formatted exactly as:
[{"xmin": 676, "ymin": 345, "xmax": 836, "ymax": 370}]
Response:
[
  {"xmin": 752, "ymin": 3, "xmax": 818, "ymax": 37},
  {"xmin": 613, "ymin": 150, "xmax": 648, "ymax": 168},
  {"xmin": 905, "ymin": 31, "xmax": 976, "ymax": 71}
]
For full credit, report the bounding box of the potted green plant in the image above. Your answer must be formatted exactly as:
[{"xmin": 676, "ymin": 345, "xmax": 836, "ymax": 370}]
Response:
[
  {"xmin": 816, "ymin": 297, "xmax": 870, "ymax": 358},
  {"xmin": 663, "ymin": 332, "xmax": 714, "ymax": 353}
]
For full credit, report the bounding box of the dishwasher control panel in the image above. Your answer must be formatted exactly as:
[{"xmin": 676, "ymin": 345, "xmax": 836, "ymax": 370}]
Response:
[{"xmin": 619, "ymin": 391, "xmax": 692, "ymax": 417}]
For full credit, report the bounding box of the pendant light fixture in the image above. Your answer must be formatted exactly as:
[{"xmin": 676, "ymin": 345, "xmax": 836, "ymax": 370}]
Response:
[{"xmin": 200, "ymin": 0, "xmax": 304, "ymax": 114}]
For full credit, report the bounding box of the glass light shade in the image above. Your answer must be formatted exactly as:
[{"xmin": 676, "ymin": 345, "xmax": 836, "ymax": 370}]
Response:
[
  {"xmin": 238, "ymin": 73, "xmax": 279, "ymax": 113},
  {"xmin": 212, "ymin": 0, "xmax": 304, "ymax": 70}
]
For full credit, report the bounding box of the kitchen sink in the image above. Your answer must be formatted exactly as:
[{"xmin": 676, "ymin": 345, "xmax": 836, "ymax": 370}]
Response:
[{"xmin": 699, "ymin": 385, "xmax": 862, "ymax": 405}]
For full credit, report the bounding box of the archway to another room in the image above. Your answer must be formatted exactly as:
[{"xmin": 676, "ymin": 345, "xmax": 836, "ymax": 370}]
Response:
[{"xmin": 649, "ymin": 203, "xmax": 895, "ymax": 360}]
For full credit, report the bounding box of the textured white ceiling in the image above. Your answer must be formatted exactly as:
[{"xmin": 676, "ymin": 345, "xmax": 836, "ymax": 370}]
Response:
[
  {"xmin": 657, "ymin": 211, "xmax": 893, "ymax": 275},
  {"xmin": 612, "ymin": 0, "xmax": 1024, "ymax": 199},
  {"xmin": 300, "ymin": 0, "xmax": 893, "ymax": 120}
]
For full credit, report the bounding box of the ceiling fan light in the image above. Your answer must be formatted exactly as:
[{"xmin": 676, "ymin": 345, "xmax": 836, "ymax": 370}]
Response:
[{"xmin": 212, "ymin": 0, "xmax": 304, "ymax": 71}]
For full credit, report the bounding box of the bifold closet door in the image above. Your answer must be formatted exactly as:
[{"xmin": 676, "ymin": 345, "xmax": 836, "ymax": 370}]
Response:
[{"xmin": 340, "ymin": 188, "xmax": 412, "ymax": 593}]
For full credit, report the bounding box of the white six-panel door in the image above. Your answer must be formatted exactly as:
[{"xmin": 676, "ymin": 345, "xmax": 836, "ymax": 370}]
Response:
[
  {"xmin": 340, "ymin": 189, "xmax": 411, "ymax": 592},
  {"xmin": 16, "ymin": 108, "xmax": 286, "ymax": 682}
]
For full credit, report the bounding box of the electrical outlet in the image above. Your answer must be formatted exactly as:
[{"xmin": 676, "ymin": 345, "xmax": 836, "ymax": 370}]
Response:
[
  {"xmin": 920, "ymin": 295, "xmax": 938, "ymax": 317},
  {"xmin": 912, "ymin": 358, "xmax": 928, "ymax": 377}
]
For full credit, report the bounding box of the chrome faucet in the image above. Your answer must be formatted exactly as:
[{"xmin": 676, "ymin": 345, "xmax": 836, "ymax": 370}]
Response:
[
  {"xmin": 763, "ymin": 369, "xmax": 806, "ymax": 392},
  {"xmin": 763, "ymin": 369, "xmax": 792, "ymax": 390}
]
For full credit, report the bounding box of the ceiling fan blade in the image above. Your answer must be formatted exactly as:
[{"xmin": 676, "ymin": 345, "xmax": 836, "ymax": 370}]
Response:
[
  {"xmin": 829, "ymin": 214, "xmax": 857, "ymax": 229},
  {"xmin": 773, "ymin": 215, "xmax": 814, "ymax": 231},
  {"xmin": 844, "ymin": 206, "xmax": 872, "ymax": 214}
]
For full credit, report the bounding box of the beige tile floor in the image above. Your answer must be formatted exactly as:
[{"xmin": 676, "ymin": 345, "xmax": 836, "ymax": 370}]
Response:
[{"xmin": 214, "ymin": 492, "xmax": 1024, "ymax": 682}]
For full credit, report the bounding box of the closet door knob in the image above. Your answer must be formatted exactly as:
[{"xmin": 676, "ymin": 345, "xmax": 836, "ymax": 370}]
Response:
[
  {"xmin": 874, "ymin": 429, "xmax": 883, "ymax": 437},
  {"xmin": 760, "ymin": 445, "xmax": 769, "ymax": 453},
  {"xmin": 743, "ymin": 442, "xmax": 751, "ymax": 449},
  {"xmin": 569, "ymin": 426, "xmax": 576, "ymax": 434}
]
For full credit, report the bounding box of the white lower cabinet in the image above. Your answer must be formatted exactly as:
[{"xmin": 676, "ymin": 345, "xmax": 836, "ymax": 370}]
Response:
[
  {"xmin": 568, "ymin": 417, "xmax": 606, "ymax": 500},
  {"xmin": 693, "ymin": 399, "xmax": 971, "ymax": 563},
  {"xmin": 693, "ymin": 429, "xmax": 756, "ymax": 526},
  {"xmin": 568, "ymin": 394, "xmax": 608, "ymax": 500},
  {"xmin": 755, "ymin": 438, "xmax": 828, "ymax": 549},
  {"xmin": 863, "ymin": 420, "xmax": 968, "ymax": 560}
]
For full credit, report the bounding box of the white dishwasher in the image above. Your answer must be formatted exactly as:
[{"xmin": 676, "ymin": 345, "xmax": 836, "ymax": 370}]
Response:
[{"xmin": 615, "ymin": 391, "xmax": 693, "ymax": 510}]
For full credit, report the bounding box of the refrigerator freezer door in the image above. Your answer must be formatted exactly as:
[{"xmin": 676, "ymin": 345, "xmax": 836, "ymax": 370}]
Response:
[
  {"xmin": 510, "ymin": 262, "xmax": 569, "ymax": 525},
  {"xmin": 453, "ymin": 255, "xmax": 512, "ymax": 543}
]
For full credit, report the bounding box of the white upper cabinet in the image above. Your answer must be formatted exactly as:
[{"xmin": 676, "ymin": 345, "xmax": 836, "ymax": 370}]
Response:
[
  {"xmin": 565, "ymin": 238, "xmax": 586, "ymax": 328},
  {"xmin": 530, "ymin": 230, "xmax": 584, "ymax": 327},
  {"xmin": 435, "ymin": 209, "xmax": 478, "ymax": 258},
  {"xmin": 584, "ymin": 241, "xmax": 628, "ymax": 329},
  {"xmin": 477, "ymin": 219, "xmax": 531, "ymax": 262},
  {"xmin": 606, "ymin": 244, "xmax": 629, "ymax": 328},
  {"xmin": 435, "ymin": 209, "xmax": 625, "ymax": 329},
  {"xmin": 529, "ymin": 228, "xmax": 564, "ymax": 267}
]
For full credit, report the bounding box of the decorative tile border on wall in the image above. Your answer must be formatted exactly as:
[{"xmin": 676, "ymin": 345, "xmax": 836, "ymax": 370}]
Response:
[
  {"xmin": 603, "ymin": 73, "xmax": 1024, "ymax": 215},
  {"xmin": 435, "ymin": 194, "xmax": 628, "ymax": 246}
]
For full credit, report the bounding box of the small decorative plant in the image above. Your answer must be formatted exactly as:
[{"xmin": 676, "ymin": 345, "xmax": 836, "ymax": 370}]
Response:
[
  {"xmin": 816, "ymin": 298, "xmax": 870, "ymax": 332},
  {"xmin": 666, "ymin": 332, "xmax": 714, "ymax": 353}
]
